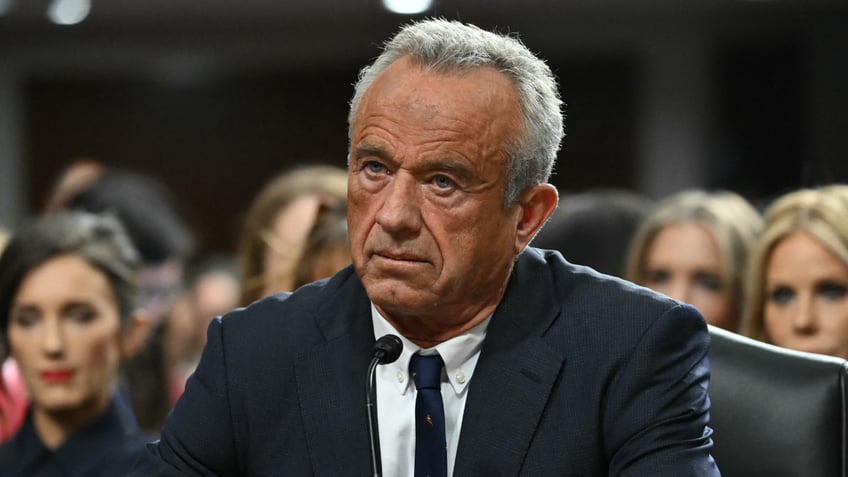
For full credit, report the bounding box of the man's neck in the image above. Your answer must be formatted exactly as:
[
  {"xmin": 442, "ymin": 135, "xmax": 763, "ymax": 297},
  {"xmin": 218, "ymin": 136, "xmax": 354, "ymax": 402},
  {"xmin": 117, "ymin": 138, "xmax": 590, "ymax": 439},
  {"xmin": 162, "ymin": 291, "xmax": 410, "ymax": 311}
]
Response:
[{"xmin": 377, "ymin": 303, "xmax": 498, "ymax": 348}]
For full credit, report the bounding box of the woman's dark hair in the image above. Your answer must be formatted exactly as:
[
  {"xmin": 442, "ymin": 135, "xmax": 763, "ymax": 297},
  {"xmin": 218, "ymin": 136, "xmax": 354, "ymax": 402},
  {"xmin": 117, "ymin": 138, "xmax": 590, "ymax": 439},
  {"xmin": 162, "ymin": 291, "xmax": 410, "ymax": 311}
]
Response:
[
  {"xmin": 0, "ymin": 212, "xmax": 141, "ymax": 345},
  {"xmin": 68, "ymin": 171, "xmax": 195, "ymax": 265}
]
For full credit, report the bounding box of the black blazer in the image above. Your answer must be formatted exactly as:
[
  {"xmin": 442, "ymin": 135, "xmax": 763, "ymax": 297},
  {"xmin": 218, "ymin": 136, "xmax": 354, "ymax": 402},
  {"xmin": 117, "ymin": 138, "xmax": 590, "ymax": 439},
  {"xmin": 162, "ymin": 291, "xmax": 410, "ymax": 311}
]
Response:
[
  {"xmin": 131, "ymin": 248, "xmax": 719, "ymax": 476},
  {"xmin": 0, "ymin": 398, "xmax": 149, "ymax": 477}
]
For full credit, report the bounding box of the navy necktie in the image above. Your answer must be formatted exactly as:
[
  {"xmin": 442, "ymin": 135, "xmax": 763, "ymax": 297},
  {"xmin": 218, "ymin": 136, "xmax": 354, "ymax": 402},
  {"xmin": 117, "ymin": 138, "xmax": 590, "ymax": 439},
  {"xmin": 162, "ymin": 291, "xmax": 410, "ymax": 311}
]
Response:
[{"xmin": 411, "ymin": 353, "xmax": 447, "ymax": 477}]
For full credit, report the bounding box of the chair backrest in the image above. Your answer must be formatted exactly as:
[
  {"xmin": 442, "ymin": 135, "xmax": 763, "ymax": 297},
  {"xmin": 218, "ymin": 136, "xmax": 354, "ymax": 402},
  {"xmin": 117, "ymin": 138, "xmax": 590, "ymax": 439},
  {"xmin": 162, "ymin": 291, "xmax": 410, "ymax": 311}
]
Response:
[{"xmin": 708, "ymin": 325, "xmax": 848, "ymax": 477}]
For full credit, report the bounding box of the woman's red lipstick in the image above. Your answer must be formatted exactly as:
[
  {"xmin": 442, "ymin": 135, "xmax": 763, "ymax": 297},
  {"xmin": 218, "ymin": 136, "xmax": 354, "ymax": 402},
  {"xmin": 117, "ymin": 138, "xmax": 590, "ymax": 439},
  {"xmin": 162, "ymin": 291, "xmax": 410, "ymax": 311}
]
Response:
[{"xmin": 41, "ymin": 370, "xmax": 74, "ymax": 383}]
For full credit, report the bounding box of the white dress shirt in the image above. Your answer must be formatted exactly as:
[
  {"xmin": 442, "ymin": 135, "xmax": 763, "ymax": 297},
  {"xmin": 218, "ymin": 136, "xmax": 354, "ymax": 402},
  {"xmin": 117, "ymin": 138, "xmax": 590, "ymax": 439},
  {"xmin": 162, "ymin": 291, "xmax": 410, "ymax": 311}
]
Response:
[{"xmin": 371, "ymin": 303, "xmax": 490, "ymax": 477}]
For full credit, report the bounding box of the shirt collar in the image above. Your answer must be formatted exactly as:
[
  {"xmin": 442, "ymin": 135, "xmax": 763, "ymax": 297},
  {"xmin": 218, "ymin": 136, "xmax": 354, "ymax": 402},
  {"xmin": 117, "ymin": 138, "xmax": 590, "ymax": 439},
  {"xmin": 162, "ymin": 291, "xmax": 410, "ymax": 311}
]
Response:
[{"xmin": 371, "ymin": 302, "xmax": 490, "ymax": 396}]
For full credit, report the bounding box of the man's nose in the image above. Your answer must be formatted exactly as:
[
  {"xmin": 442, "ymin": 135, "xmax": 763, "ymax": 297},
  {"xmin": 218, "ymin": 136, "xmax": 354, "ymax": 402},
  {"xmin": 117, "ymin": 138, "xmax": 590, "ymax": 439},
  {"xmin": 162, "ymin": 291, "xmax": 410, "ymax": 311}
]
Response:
[{"xmin": 375, "ymin": 174, "xmax": 422, "ymax": 236}]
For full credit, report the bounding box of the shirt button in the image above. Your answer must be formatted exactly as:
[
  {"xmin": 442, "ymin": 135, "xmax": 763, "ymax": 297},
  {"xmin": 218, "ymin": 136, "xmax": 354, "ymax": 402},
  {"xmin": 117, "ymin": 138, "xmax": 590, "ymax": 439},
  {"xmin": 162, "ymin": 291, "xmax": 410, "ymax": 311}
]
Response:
[
  {"xmin": 397, "ymin": 371, "xmax": 405, "ymax": 383},
  {"xmin": 456, "ymin": 371, "xmax": 466, "ymax": 384}
]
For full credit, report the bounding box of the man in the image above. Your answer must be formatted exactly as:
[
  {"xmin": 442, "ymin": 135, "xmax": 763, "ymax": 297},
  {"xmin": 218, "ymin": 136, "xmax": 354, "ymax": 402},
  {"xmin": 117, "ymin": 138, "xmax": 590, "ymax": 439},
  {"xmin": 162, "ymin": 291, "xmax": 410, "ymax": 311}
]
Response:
[{"xmin": 131, "ymin": 19, "xmax": 719, "ymax": 476}]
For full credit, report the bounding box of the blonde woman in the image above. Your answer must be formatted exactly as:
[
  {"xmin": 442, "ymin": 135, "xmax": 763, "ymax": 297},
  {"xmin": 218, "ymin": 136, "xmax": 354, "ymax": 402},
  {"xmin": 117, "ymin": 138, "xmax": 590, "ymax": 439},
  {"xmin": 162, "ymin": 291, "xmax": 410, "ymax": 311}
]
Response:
[
  {"xmin": 742, "ymin": 185, "xmax": 848, "ymax": 359},
  {"xmin": 625, "ymin": 190, "xmax": 763, "ymax": 331},
  {"xmin": 237, "ymin": 165, "xmax": 348, "ymax": 305}
]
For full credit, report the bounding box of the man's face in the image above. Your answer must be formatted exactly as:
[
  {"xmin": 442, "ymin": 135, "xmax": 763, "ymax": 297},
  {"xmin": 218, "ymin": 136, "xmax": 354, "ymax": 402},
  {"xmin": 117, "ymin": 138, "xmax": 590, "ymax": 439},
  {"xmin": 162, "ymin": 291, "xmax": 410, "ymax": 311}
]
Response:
[{"xmin": 347, "ymin": 56, "xmax": 527, "ymax": 331}]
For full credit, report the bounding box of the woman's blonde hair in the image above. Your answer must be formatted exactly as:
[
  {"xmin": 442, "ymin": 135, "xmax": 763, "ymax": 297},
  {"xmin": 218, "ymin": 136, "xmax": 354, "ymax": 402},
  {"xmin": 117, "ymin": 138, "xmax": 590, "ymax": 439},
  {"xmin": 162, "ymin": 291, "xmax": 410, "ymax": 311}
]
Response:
[
  {"xmin": 237, "ymin": 165, "xmax": 348, "ymax": 305},
  {"xmin": 624, "ymin": 190, "xmax": 763, "ymax": 330},
  {"xmin": 741, "ymin": 184, "xmax": 848, "ymax": 341}
]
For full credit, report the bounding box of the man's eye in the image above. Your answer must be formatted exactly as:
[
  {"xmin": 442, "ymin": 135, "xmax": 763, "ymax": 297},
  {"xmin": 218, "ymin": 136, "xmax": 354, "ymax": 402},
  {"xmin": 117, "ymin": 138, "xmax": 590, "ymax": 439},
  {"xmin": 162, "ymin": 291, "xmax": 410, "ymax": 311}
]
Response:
[
  {"xmin": 433, "ymin": 175, "xmax": 455, "ymax": 189},
  {"xmin": 366, "ymin": 161, "xmax": 385, "ymax": 174}
]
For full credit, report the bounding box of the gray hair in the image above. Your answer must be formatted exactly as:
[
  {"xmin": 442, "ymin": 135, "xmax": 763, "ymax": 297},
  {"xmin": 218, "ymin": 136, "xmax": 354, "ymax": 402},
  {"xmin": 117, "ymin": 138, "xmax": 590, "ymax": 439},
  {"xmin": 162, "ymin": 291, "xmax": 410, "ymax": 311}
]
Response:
[{"xmin": 348, "ymin": 18, "xmax": 564, "ymax": 206}]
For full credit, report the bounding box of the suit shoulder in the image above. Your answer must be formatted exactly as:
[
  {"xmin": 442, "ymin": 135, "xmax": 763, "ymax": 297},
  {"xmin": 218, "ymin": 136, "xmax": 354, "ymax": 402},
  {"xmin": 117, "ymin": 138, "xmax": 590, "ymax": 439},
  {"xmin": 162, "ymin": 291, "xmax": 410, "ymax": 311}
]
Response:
[
  {"xmin": 524, "ymin": 248, "xmax": 704, "ymax": 342},
  {"xmin": 529, "ymin": 247, "xmax": 681, "ymax": 315},
  {"xmin": 216, "ymin": 265, "xmax": 362, "ymax": 347},
  {"xmin": 523, "ymin": 247, "xmax": 707, "ymax": 364}
]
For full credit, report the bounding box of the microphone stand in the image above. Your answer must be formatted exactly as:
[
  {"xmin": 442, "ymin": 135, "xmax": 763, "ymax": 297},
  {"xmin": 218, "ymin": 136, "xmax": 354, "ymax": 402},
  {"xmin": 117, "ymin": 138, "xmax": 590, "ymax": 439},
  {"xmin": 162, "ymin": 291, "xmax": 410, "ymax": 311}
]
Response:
[
  {"xmin": 366, "ymin": 335, "xmax": 402, "ymax": 477},
  {"xmin": 366, "ymin": 357, "xmax": 383, "ymax": 477}
]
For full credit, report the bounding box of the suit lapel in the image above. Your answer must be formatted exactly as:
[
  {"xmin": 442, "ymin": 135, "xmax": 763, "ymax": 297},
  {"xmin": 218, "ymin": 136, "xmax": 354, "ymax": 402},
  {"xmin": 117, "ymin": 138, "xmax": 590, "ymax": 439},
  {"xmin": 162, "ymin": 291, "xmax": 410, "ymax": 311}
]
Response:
[
  {"xmin": 454, "ymin": 250, "xmax": 565, "ymax": 476},
  {"xmin": 295, "ymin": 271, "xmax": 376, "ymax": 477}
]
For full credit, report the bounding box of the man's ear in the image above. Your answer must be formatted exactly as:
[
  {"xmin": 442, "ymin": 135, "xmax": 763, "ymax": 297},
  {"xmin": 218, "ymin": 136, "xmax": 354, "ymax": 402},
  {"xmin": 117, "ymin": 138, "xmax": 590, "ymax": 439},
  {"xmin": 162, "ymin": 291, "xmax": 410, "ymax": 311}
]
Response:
[
  {"xmin": 120, "ymin": 311, "xmax": 150, "ymax": 359},
  {"xmin": 514, "ymin": 183, "xmax": 559, "ymax": 253}
]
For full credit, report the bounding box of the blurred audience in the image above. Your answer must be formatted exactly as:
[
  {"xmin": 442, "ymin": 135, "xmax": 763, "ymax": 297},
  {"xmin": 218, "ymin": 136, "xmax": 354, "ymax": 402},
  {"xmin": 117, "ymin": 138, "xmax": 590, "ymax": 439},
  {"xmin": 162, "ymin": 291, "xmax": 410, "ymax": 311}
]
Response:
[
  {"xmin": 625, "ymin": 190, "xmax": 763, "ymax": 331},
  {"xmin": 41, "ymin": 158, "xmax": 106, "ymax": 214},
  {"xmin": 68, "ymin": 170, "xmax": 195, "ymax": 327},
  {"xmin": 1, "ymin": 227, "xmax": 28, "ymax": 443},
  {"xmin": 742, "ymin": 184, "xmax": 848, "ymax": 359},
  {"xmin": 163, "ymin": 255, "xmax": 239, "ymax": 405},
  {"xmin": 237, "ymin": 164, "xmax": 347, "ymax": 305},
  {"xmin": 530, "ymin": 188, "xmax": 653, "ymax": 276},
  {"xmin": 0, "ymin": 212, "xmax": 150, "ymax": 475},
  {"xmin": 66, "ymin": 169, "xmax": 196, "ymax": 432},
  {"xmin": 0, "ymin": 355, "xmax": 26, "ymax": 443},
  {"xmin": 292, "ymin": 202, "xmax": 351, "ymax": 289}
]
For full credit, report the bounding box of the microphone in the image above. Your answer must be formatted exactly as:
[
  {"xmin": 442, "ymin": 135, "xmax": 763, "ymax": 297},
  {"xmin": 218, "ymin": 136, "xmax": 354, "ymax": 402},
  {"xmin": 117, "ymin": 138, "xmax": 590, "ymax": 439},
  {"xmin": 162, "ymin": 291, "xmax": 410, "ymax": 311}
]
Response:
[{"xmin": 366, "ymin": 334, "xmax": 403, "ymax": 477}]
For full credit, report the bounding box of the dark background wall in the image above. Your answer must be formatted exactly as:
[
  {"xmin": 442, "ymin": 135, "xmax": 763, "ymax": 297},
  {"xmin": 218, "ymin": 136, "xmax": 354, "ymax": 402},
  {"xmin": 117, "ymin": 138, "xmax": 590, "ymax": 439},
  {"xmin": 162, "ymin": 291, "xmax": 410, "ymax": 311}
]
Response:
[
  {"xmin": 22, "ymin": 56, "xmax": 641, "ymax": 253},
  {"xmin": 1, "ymin": 1, "xmax": 846, "ymax": 257}
]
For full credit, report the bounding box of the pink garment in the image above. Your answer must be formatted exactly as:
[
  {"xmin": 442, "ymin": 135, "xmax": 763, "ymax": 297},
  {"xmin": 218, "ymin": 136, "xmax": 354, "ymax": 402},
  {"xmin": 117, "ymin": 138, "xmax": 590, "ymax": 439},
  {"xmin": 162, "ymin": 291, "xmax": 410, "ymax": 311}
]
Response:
[{"xmin": 0, "ymin": 358, "xmax": 28, "ymax": 442}]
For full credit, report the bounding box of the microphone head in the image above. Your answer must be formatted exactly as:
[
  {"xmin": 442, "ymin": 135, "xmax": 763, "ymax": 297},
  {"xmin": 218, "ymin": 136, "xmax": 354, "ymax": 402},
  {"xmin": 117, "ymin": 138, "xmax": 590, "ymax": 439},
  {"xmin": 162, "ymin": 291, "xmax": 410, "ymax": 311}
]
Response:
[{"xmin": 373, "ymin": 334, "xmax": 403, "ymax": 364}]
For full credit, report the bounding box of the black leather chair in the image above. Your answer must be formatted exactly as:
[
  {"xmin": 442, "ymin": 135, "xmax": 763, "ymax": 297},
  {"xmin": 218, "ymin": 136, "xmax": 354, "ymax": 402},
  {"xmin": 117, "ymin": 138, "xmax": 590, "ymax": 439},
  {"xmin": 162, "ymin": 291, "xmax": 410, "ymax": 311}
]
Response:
[{"xmin": 707, "ymin": 325, "xmax": 848, "ymax": 477}]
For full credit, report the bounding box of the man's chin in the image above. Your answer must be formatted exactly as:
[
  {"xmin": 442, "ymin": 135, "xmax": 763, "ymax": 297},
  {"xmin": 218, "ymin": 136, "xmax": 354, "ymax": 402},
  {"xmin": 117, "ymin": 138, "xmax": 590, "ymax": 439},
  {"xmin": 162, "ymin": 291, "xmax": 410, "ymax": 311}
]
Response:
[{"xmin": 367, "ymin": 280, "xmax": 435, "ymax": 313}]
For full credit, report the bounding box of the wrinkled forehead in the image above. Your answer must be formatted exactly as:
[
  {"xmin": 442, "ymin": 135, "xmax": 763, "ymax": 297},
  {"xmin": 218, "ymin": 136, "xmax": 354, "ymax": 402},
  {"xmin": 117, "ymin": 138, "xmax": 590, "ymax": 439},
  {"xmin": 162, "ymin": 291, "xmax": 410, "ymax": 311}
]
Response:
[{"xmin": 353, "ymin": 57, "xmax": 522, "ymax": 136}]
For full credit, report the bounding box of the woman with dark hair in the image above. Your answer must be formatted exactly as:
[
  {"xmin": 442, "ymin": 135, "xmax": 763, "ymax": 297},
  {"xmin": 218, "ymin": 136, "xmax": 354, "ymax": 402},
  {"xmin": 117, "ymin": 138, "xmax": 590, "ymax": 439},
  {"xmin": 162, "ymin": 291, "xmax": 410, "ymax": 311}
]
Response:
[
  {"xmin": 67, "ymin": 169, "xmax": 197, "ymax": 433},
  {"xmin": 0, "ymin": 212, "xmax": 150, "ymax": 476}
]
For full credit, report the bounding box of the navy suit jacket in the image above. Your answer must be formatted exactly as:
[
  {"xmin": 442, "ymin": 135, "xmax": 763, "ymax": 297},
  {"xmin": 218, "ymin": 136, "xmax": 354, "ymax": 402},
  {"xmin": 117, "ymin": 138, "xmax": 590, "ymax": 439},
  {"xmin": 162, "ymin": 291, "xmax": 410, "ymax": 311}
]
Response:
[{"xmin": 131, "ymin": 248, "xmax": 719, "ymax": 476}]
